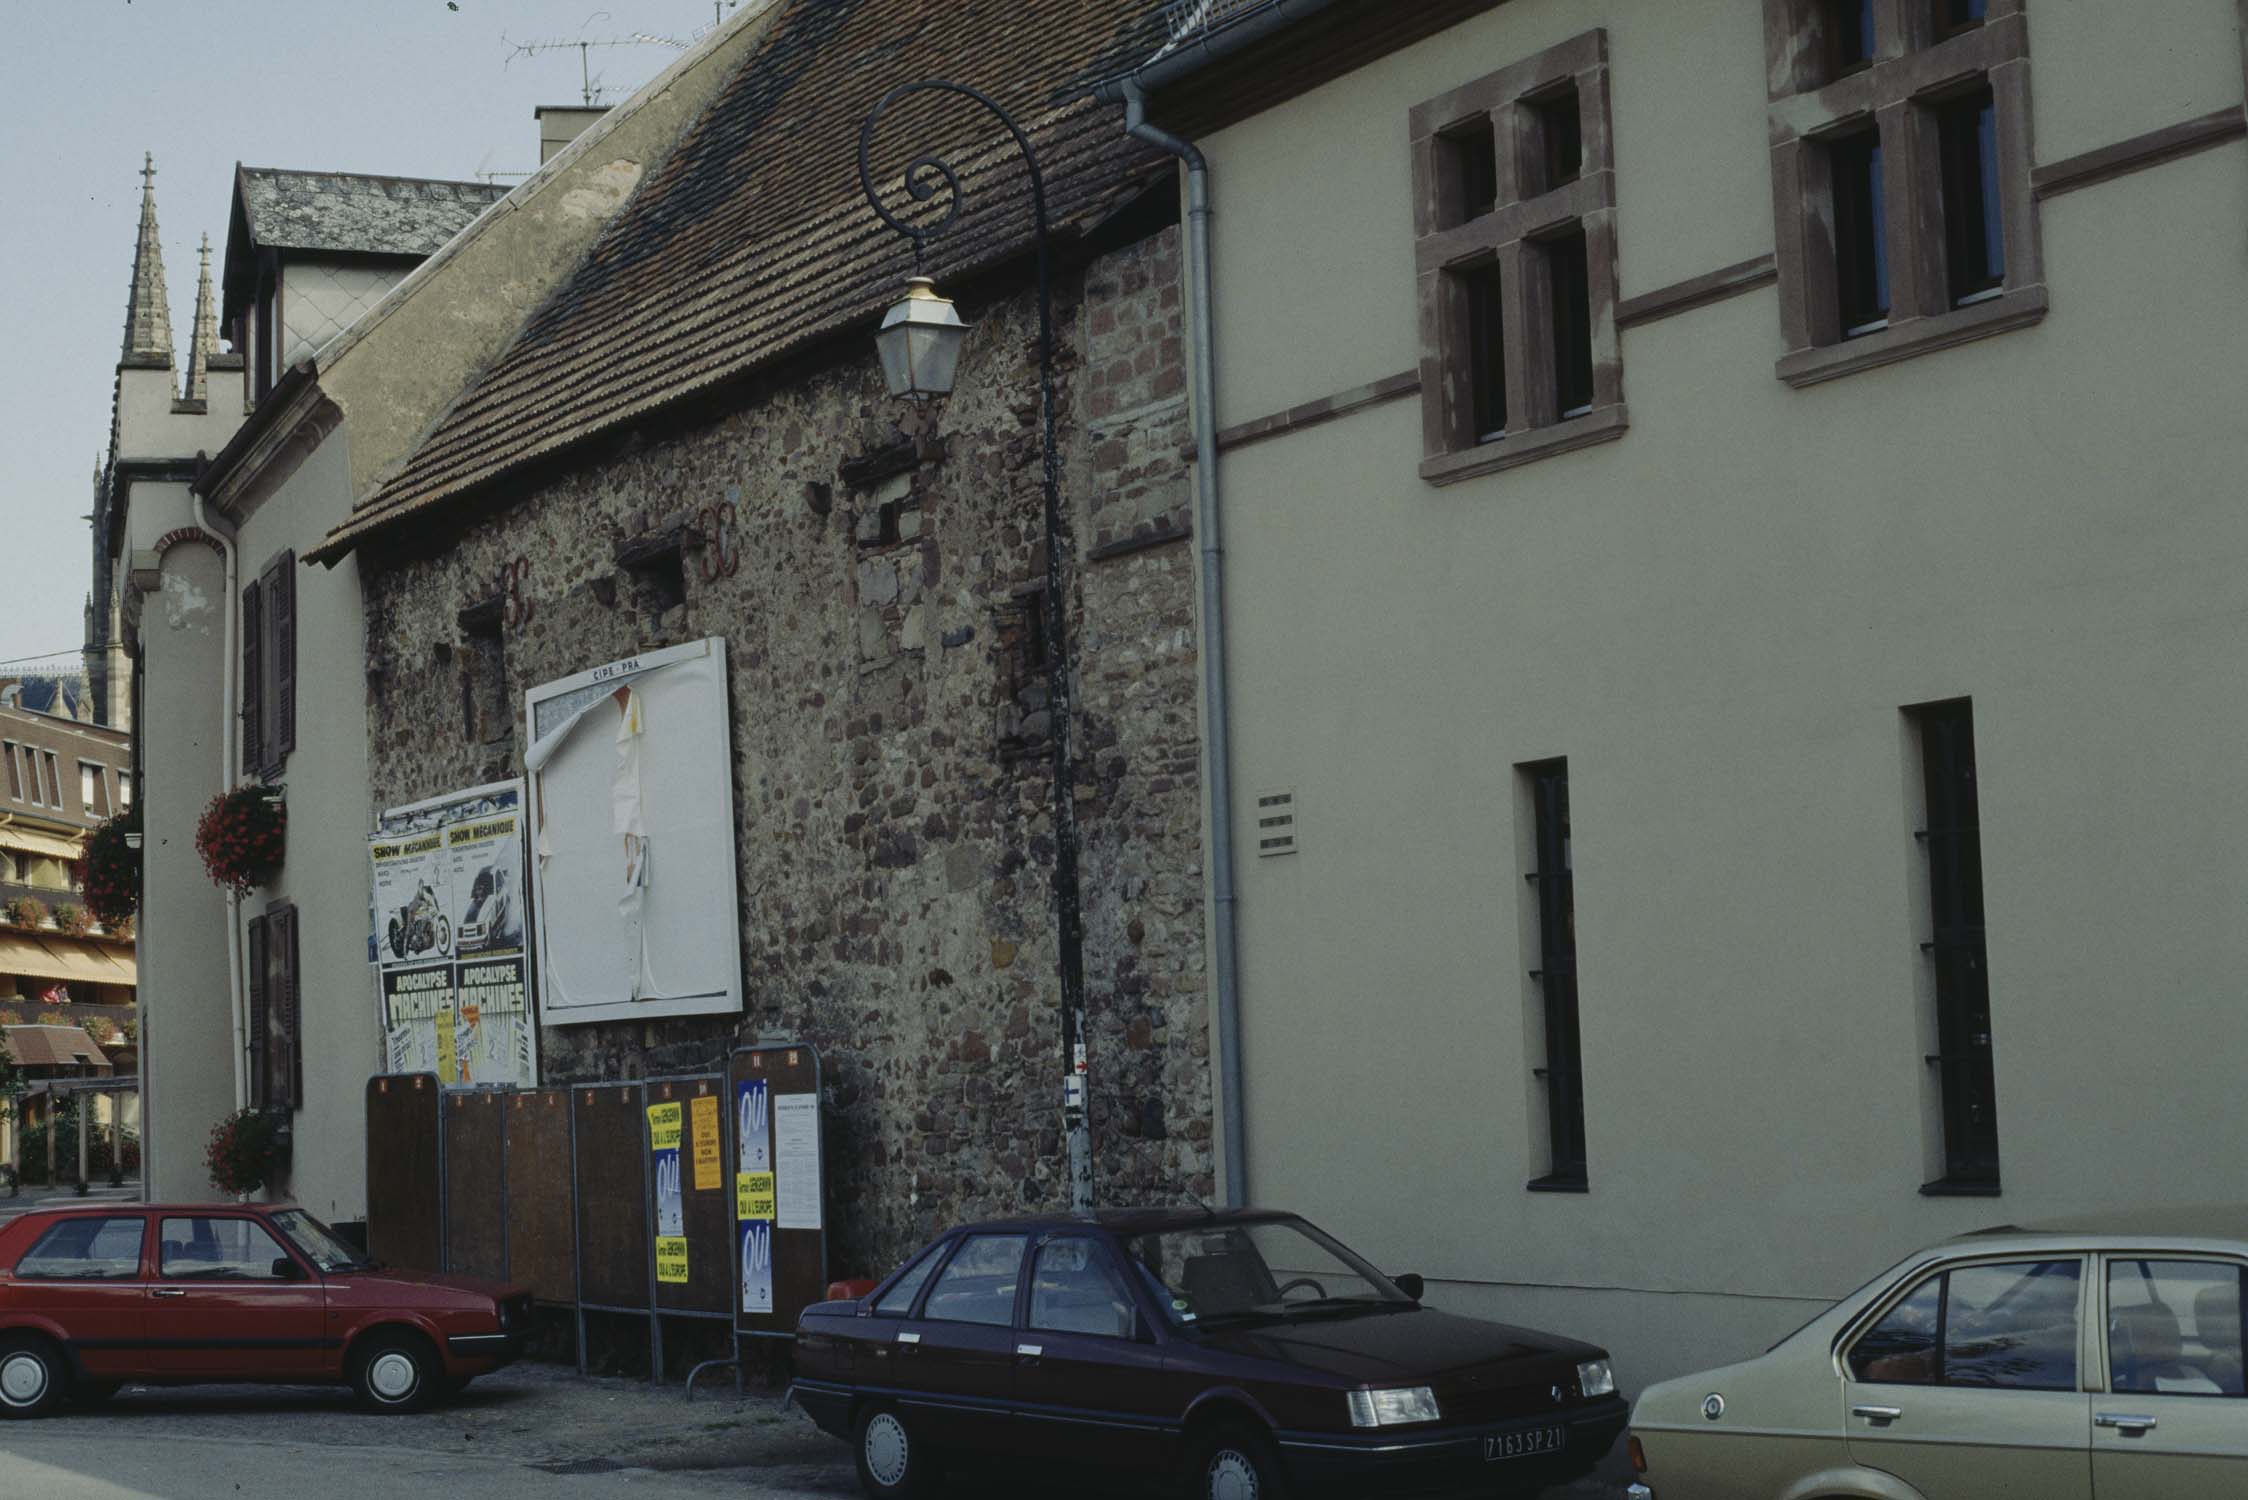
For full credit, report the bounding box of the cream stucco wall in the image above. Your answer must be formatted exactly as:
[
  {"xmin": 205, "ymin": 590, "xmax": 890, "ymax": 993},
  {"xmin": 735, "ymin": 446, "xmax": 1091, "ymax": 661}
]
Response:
[
  {"xmin": 1196, "ymin": 0, "xmax": 2248, "ymax": 1387},
  {"xmin": 125, "ymin": 522, "xmax": 235, "ymax": 1203},
  {"xmin": 229, "ymin": 431, "xmax": 378, "ymax": 1223}
]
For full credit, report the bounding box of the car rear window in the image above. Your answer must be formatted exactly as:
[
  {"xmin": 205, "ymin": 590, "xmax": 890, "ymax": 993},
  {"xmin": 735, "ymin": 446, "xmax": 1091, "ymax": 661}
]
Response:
[{"xmin": 16, "ymin": 1216, "xmax": 146, "ymax": 1279}]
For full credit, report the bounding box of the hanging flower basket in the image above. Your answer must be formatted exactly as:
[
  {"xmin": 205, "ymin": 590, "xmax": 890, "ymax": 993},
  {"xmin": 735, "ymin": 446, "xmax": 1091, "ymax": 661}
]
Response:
[
  {"xmin": 206, "ymin": 1107, "xmax": 284, "ymax": 1197},
  {"xmin": 81, "ymin": 806, "xmax": 141, "ymax": 926},
  {"xmin": 195, "ymin": 785, "xmax": 286, "ymax": 894}
]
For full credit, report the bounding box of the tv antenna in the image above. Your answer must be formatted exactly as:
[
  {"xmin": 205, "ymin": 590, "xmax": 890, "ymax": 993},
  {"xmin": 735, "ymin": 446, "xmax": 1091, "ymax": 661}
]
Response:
[{"xmin": 502, "ymin": 10, "xmax": 694, "ymax": 106}]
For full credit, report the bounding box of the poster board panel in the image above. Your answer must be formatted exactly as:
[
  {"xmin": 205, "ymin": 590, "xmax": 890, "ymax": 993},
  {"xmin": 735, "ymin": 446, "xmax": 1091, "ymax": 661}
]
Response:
[
  {"xmin": 525, "ymin": 640, "xmax": 744, "ymax": 1027},
  {"xmin": 572, "ymin": 1083, "xmax": 649, "ymax": 1309},
  {"xmin": 731, "ymin": 1045, "xmax": 827, "ymax": 1335},
  {"xmin": 371, "ymin": 780, "xmax": 537, "ymax": 1089},
  {"xmin": 504, "ymin": 1088, "xmax": 577, "ymax": 1305},
  {"xmin": 443, "ymin": 1090, "xmax": 508, "ymax": 1282},
  {"xmin": 365, "ymin": 1074, "xmax": 442, "ymax": 1273},
  {"xmin": 647, "ymin": 1076, "xmax": 731, "ymax": 1315}
]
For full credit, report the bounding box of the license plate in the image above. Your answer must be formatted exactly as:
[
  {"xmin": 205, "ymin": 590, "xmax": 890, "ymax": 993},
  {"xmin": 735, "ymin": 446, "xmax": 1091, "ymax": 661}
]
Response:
[{"xmin": 1485, "ymin": 1424, "xmax": 1566, "ymax": 1462}]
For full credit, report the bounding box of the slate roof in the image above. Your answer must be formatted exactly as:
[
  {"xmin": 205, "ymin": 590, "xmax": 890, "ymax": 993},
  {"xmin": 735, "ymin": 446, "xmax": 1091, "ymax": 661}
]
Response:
[
  {"xmin": 236, "ymin": 168, "xmax": 509, "ymax": 258},
  {"xmin": 316, "ymin": 0, "xmax": 1175, "ymax": 562}
]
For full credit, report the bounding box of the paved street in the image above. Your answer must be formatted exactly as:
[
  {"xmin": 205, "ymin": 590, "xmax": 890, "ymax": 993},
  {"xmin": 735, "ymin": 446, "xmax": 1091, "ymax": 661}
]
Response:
[{"xmin": 0, "ymin": 1361, "xmax": 1636, "ymax": 1499}]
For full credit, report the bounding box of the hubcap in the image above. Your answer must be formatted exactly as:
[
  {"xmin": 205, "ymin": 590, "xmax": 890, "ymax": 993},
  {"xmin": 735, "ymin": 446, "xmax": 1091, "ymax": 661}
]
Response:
[
  {"xmin": 863, "ymin": 1411, "xmax": 910, "ymax": 1488},
  {"xmin": 369, "ymin": 1350, "xmax": 419, "ymax": 1401},
  {"xmin": 1207, "ymin": 1448, "xmax": 1259, "ymax": 1500},
  {"xmin": 0, "ymin": 1352, "xmax": 48, "ymax": 1406}
]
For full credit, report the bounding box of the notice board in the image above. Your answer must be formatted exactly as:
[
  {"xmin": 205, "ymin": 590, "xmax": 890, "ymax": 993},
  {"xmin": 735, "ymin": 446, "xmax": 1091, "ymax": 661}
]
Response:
[
  {"xmin": 731, "ymin": 1045, "xmax": 828, "ymax": 1337},
  {"xmin": 647, "ymin": 1075, "xmax": 731, "ymax": 1315}
]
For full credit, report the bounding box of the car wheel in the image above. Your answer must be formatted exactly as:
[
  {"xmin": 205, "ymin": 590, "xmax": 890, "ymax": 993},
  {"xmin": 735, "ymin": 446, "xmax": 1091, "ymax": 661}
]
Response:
[
  {"xmin": 350, "ymin": 1331, "xmax": 437, "ymax": 1414},
  {"xmin": 0, "ymin": 1335, "xmax": 64, "ymax": 1419},
  {"xmin": 853, "ymin": 1403, "xmax": 935, "ymax": 1498},
  {"xmin": 1187, "ymin": 1423, "xmax": 1289, "ymax": 1500}
]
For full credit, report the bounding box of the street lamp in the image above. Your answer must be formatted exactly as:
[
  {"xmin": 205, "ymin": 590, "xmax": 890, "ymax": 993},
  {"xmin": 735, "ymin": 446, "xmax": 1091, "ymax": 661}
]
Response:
[
  {"xmin": 873, "ymin": 277, "xmax": 967, "ymax": 402},
  {"xmin": 859, "ymin": 81, "xmax": 1094, "ymax": 1214}
]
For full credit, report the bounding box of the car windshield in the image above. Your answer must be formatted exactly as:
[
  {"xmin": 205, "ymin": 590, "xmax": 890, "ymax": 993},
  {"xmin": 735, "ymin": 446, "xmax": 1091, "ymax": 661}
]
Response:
[
  {"xmin": 1121, "ymin": 1217, "xmax": 1411, "ymax": 1327},
  {"xmin": 270, "ymin": 1208, "xmax": 374, "ymax": 1272}
]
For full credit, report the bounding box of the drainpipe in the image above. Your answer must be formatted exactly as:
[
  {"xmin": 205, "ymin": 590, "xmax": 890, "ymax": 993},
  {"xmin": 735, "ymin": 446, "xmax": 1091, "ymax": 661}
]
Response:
[
  {"xmin": 1118, "ymin": 82, "xmax": 1249, "ymax": 1209},
  {"xmin": 194, "ymin": 492, "xmax": 248, "ymax": 1114}
]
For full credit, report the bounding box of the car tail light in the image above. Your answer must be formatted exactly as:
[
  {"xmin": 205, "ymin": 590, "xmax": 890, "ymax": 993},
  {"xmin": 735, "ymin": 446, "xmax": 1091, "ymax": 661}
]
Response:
[{"xmin": 1629, "ymin": 1435, "xmax": 1647, "ymax": 1474}]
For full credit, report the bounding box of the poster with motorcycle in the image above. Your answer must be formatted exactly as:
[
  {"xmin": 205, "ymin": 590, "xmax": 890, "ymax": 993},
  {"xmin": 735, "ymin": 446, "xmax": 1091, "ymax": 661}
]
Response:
[{"xmin": 370, "ymin": 780, "xmax": 538, "ymax": 1089}]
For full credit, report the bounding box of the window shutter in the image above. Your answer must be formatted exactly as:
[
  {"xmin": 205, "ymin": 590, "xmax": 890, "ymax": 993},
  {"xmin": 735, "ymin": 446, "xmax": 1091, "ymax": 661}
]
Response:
[
  {"xmin": 281, "ymin": 903, "xmax": 303, "ymax": 1110},
  {"xmin": 272, "ymin": 552, "xmax": 297, "ymax": 761},
  {"xmin": 245, "ymin": 915, "xmax": 269, "ymax": 1110},
  {"xmin": 240, "ymin": 583, "xmax": 263, "ymax": 777}
]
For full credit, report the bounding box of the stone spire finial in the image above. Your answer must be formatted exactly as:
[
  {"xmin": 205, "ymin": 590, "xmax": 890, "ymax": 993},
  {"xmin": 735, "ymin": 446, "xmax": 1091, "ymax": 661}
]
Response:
[
  {"xmin": 122, "ymin": 152, "xmax": 174, "ymax": 369},
  {"xmin": 185, "ymin": 233, "xmax": 218, "ymax": 403}
]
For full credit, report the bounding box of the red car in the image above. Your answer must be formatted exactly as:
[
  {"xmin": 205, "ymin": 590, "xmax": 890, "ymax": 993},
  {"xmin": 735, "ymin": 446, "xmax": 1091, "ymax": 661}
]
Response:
[{"xmin": 0, "ymin": 1202, "xmax": 530, "ymax": 1418}]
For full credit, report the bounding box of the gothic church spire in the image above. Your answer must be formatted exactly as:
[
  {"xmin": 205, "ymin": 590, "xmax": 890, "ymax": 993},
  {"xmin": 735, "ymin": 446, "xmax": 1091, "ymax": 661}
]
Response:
[
  {"xmin": 185, "ymin": 234, "xmax": 218, "ymax": 403},
  {"xmin": 122, "ymin": 152, "xmax": 174, "ymax": 369}
]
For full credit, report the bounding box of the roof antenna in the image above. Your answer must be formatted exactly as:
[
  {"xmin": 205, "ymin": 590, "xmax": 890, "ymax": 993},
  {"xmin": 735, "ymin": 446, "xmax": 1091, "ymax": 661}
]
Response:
[{"xmin": 501, "ymin": 11, "xmax": 689, "ymax": 107}]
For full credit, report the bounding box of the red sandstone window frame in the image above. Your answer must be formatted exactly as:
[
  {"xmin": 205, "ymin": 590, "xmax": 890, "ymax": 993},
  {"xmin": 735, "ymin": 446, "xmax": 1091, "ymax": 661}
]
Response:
[
  {"xmin": 1763, "ymin": 0, "xmax": 2045, "ymax": 388},
  {"xmin": 1409, "ymin": 29, "xmax": 1626, "ymax": 486}
]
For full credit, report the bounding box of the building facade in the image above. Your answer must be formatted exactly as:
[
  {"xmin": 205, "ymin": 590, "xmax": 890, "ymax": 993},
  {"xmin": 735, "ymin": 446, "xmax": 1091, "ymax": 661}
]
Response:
[
  {"xmin": 315, "ymin": 0, "xmax": 1217, "ymax": 1277},
  {"xmin": 178, "ymin": 10, "xmax": 783, "ymax": 1228},
  {"xmin": 1116, "ymin": 0, "xmax": 2248, "ymax": 1386}
]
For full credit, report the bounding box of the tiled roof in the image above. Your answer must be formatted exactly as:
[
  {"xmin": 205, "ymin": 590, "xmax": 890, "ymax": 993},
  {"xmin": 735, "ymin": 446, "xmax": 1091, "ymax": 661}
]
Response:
[
  {"xmin": 319, "ymin": 0, "xmax": 1172, "ymax": 560},
  {"xmin": 237, "ymin": 168, "xmax": 510, "ymax": 259}
]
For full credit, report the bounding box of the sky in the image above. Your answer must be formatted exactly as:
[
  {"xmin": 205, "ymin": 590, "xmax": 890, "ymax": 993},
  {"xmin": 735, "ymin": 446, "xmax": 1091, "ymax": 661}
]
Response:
[{"xmin": 0, "ymin": 0, "xmax": 748, "ymax": 675}]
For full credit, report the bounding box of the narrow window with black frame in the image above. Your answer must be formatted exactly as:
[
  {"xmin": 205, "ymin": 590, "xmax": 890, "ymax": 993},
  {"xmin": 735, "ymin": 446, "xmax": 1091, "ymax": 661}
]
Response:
[
  {"xmin": 1912, "ymin": 699, "xmax": 2000, "ymax": 1192},
  {"xmin": 1829, "ymin": 126, "xmax": 1890, "ymax": 337},
  {"xmin": 1464, "ymin": 261, "xmax": 1508, "ymax": 442},
  {"xmin": 1937, "ymin": 85, "xmax": 2004, "ymax": 306},
  {"xmin": 1525, "ymin": 759, "xmax": 1586, "ymax": 1190},
  {"xmin": 1545, "ymin": 228, "xmax": 1595, "ymax": 420}
]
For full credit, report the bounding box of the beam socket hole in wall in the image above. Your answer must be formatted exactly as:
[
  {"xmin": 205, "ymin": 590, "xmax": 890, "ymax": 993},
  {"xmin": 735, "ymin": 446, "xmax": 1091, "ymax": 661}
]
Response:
[
  {"xmin": 460, "ymin": 618, "xmax": 510, "ymax": 749},
  {"xmin": 1435, "ymin": 118, "xmax": 1500, "ymax": 228},
  {"xmin": 1523, "ymin": 79, "xmax": 1583, "ymax": 195},
  {"xmin": 1933, "ymin": 81, "xmax": 2004, "ymax": 307},
  {"xmin": 1458, "ymin": 259, "xmax": 1508, "ymax": 443},
  {"xmin": 1252, "ymin": 787, "xmax": 1298, "ymax": 858},
  {"xmin": 616, "ymin": 532, "xmax": 689, "ymax": 618}
]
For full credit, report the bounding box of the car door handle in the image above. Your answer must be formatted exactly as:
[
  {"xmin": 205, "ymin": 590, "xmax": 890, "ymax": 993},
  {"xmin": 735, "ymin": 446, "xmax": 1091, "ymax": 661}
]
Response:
[
  {"xmin": 1851, "ymin": 1404, "xmax": 1903, "ymax": 1426},
  {"xmin": 2096, "ymin": 1413, "xmax": 2158, "ymax": 1435},
  {"xmin": 1015, "ymin": 1343, "xmax": 1042, "ymax": 1359},
  {"xmin": 149, "ymin": 1288, "xmax": 186, "ymax": 1299}
]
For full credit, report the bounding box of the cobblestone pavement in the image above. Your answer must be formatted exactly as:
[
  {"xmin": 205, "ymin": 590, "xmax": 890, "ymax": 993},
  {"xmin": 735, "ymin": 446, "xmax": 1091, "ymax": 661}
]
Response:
[{"xmin": 0, "ymin": 1360, "xmax": 1637, "ymax": 1499}]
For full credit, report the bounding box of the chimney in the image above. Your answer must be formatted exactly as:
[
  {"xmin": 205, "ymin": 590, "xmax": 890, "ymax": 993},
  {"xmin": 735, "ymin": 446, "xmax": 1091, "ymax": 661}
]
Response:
[{"xmin": 536, "ymin": 105, "xmax": 611, "ymax": 165}]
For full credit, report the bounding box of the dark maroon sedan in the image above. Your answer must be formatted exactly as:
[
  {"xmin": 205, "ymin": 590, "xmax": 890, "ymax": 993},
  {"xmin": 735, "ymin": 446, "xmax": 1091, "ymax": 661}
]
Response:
[{"xmin": 791, "ymin": 1209, "xmax": 1626, "ymax": 1499}]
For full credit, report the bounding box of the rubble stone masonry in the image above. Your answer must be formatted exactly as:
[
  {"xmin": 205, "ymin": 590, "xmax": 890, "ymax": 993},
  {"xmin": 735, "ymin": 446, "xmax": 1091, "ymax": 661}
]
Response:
[{"xmin": 360, "ymin": 225, "xmax": 1209, "ymax": 1277}]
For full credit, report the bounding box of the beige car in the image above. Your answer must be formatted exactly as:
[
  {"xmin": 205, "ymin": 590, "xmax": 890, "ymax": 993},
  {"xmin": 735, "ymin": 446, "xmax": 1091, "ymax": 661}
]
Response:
[{"xmin": 1625, "ymin": 1209, "xmax": 2247, "ymax": 1499}]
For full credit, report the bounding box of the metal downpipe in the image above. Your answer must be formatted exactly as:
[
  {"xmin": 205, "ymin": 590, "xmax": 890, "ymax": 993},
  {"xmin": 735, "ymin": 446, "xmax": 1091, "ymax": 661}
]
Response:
[
  {"xmin": 194, "ymin": 492, "xmax": 249, "ymax": 1117},
  {"xmin": 1122, "ymin": 82, "xmax": 1248, "ymax": 1209}
]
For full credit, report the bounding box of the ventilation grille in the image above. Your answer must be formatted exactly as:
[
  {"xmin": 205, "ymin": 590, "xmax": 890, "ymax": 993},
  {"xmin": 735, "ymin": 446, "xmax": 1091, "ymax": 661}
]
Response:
[{"xmin": 1254, "ymin": 787, "xmax": 1299, "ymax": 857}]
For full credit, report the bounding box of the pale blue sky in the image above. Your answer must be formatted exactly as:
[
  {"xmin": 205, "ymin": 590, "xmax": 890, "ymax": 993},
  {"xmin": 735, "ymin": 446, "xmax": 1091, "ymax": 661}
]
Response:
[{"xmin": 0, "ymin": 0, "xmax": 745, "ymax": 671}]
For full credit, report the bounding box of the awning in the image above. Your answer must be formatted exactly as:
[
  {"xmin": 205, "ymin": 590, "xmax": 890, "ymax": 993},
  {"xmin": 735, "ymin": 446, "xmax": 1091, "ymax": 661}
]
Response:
[
  {"xmin": 0, "ymin": 827, "xmax": 84, "ymax": 862},
  {"xmin": 0, "ymin": 933, "xmax": 137, "ymax": 987},
  {"xmin": 0, "ymin": 1025, "xmax": 113, "ymax": 1072}
]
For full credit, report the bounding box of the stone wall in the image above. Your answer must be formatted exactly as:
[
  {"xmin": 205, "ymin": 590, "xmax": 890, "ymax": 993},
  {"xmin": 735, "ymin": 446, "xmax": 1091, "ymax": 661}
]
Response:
[{"xmin": 360, "ymin": 224, "xmax": 1209, "ymax": 1279}]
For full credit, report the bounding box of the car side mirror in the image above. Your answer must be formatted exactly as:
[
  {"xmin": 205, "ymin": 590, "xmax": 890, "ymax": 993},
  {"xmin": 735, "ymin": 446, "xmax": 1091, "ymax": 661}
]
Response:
[
  {"xmin": 1393, "ymin": 1273, "xmax": 1425, "ymax": 1301},
  {"xmin": 271, "ymin": 1256, "xmax": 305, "ymax": 1281}
]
